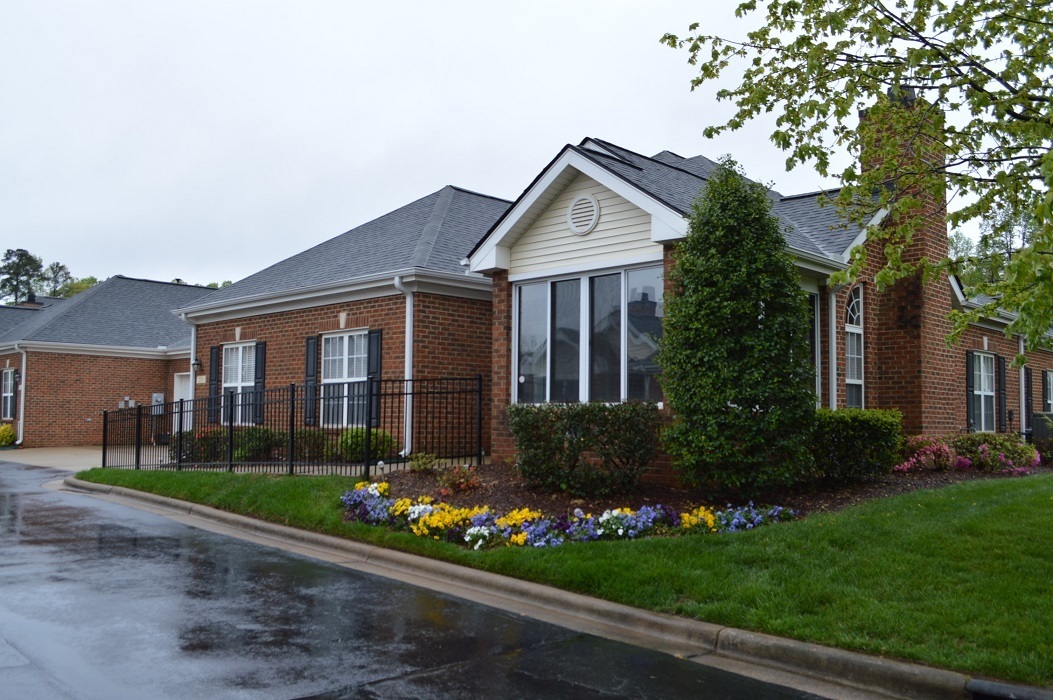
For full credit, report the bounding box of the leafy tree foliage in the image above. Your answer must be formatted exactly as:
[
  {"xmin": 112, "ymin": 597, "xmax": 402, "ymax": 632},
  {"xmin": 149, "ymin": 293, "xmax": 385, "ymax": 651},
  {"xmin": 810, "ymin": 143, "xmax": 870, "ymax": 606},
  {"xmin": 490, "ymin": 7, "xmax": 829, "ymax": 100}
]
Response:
[
  {"xmin": 662, "ymin": 1, "xmax": 1053, "ymax": 347},
  {"xmin": 56, "ymin": 276, "xmax": 99, "ymax": 298},
  {"xmin": 41, "ymin": 262, "xmax": 73, "ymax": 296},
  {"xmin": 0, "ymin": 249, "xmax": 44, "ymax": 303},
  {"xmin": 950, "ymin": 207, "xmax": 1038, "ymax": 289},
  {"xmin": 659, "ymin": 158, "xmax": 816, "ymax": 493}
]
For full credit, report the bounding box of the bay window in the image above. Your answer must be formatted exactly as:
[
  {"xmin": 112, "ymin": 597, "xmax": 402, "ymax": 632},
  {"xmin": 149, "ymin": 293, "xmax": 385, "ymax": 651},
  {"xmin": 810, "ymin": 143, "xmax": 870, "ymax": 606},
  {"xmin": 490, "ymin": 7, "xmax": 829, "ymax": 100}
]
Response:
[{"xmin": 515, "ymin": 265, "xmax": 663, "ymax": 404}]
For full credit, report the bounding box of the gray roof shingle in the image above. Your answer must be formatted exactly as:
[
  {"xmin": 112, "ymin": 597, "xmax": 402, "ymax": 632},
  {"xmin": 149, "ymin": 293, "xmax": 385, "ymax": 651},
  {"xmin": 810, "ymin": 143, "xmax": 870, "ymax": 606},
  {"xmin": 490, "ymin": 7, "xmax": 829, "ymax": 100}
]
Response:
[
  {"xmin": 572, "ymin": 139, "xmax": 862, "ymax": 260},
  {"xmin": 188, "ymin": 185, "xmax": 511, "ymax": 309},
  {"xmin": 0, "ymin": 307, "xmax": 37, "ymax": 336},
  {"xmin": 0, "ymin": 276, "xmax": 212, "ymax": 349}
]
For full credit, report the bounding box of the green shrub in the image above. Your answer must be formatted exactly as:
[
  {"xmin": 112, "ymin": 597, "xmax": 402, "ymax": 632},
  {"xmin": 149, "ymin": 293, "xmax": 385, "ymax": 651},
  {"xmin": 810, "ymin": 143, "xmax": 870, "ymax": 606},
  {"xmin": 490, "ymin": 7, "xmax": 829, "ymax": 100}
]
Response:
[
  {"xmin": 812, "ymin": 408, "xmax": 902, "ymax": 481},
  {"xmin": 952, "ymin": 433, "xmax": 1038, "ymax": 472},
  {"xmin": 0, "ymin": 423, "xmax": 15, "ymax": 447},
  {"xmin": 408, "ymin": 452, "xmax": 438, "ymax": 474},
  {"xmin": 659, "ymin": 158, "xmax": 817, "ymax": 493},
  {"xmin": 506, "ymin": 401, "xmax": 660, "ymax": 498},
  {"xmin": 291, "ymin": 428, "xmax": 329, "ymax": 461},
  {"xmin": 334, "ymin": 427, "xmax": 395, "ymax": 462},
  {"xmin": 233, "ymin": 426, "xmax": 283, "ymax": 462},
  {"xmin": 168, "ymin": 428, "xmax": 228, "ymax": 464},
  {"xmin": 1031, "ymin": 413, "xmax": 1053, "ymax": 464}
]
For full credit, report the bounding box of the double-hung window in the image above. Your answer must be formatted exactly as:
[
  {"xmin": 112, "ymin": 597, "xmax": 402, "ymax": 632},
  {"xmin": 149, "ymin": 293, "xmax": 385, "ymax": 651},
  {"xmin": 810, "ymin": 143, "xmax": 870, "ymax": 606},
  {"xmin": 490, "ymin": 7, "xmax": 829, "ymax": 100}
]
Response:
[
  {"xmin": 321, "ymin": 331, "xmax": 368, "ymax": 425},
  {"xmin": 1, "ymin": 369, "xmax": 14, "ymax": 420},
  {"xmin": 845, "ymin": 286, "xmax": 864, "ymax": 409},
  {"xmin": 971, "ymin": 353, "xmax": 997, "ymax": 432},
  {"xmin": 222, "ymin": 343, "xmax": 256, "ymax": 425},
  {"xmin": 1045, "ymin": 371, "xmax": 1053, "ymax": 413},
  {"xmin": 515, "ymin": 265, "xmax": 663, "ymax": 404}
]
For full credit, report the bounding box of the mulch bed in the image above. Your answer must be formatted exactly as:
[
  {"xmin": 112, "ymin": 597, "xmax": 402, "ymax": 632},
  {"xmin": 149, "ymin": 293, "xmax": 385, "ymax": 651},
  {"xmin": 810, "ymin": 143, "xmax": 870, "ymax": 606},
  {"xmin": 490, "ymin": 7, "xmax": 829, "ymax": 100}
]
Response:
[{"xmin": 378, "ymin": 463, "xmax": 1052, "ymax": 518}]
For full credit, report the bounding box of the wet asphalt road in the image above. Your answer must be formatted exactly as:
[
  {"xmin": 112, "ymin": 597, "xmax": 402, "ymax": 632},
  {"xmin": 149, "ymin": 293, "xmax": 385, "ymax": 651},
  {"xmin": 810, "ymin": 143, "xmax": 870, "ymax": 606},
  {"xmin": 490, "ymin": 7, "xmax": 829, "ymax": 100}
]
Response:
[{"xmin": 0, "ymin": 463, "xmax": 827, "ymax": 699}]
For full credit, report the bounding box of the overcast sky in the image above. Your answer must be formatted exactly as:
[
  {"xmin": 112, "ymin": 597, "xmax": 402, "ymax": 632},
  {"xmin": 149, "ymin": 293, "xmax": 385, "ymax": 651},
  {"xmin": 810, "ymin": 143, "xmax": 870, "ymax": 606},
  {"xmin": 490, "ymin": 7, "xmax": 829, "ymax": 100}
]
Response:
[{"xmin": 1, "ymin": 1, "xmax": 841, "ymax": 288}]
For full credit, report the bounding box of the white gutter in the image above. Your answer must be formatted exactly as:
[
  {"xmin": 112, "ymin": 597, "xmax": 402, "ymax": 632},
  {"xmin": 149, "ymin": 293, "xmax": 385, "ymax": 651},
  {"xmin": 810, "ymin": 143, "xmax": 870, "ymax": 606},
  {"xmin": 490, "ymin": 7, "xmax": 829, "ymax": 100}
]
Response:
[
  {"xmin": 186, "ymin": 313, "xmax": 197, "ymax": 391},
  {"xmin": 14, "ymin": 342, "xmax": 26, "ymax": 445},
  {"xmin": 393, "ymin": 275, "xmax": 414, "ymax": 456}
]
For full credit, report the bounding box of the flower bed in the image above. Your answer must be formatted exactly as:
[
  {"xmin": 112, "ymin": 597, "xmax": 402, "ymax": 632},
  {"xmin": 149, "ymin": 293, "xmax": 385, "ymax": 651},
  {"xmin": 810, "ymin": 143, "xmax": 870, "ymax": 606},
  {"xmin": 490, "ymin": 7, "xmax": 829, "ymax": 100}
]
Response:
[
  {"xmin": 895, "ymin": 434, "xmax": 1039, "ymax": 476},
  {"xmin": 341, "ymin": 482, "xmax": 795, "ymax": 549}
]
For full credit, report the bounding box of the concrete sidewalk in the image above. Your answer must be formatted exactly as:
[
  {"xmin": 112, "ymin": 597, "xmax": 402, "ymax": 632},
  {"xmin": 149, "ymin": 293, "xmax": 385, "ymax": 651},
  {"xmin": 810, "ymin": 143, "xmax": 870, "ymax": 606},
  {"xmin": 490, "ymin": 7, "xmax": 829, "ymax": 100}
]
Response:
[{"xmin": 1, "ymin": 446, "xmax": 101, "ymax": 470}]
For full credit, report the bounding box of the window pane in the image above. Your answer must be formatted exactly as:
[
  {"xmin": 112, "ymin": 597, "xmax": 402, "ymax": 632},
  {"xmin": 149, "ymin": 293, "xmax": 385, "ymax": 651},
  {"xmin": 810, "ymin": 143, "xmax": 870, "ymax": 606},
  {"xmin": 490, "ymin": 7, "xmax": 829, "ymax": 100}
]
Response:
[
  {"xmin": 846, "ymin": 331, "xmax": 862, "ymax": 381},
  {"xmin": 241, "ymin": 347, "xmax": 255, "ymax": 384},
  {"xmin": 982, "ymin": 394, "xmax": 995, "ymax": 432},
  {"xmin": 349, "ymin": 333, "xmax": 368, "ymax": 380},
  {"xmin": 322, "ymin": 336, "xmax": 344, "ymax": 380},
  {"xmin": 550, "ymin": 279, "xmax": 580, "ymax": 402},
  {"xmin": 223, "ymin": 346, "xmax": 238, "ymax": 384},
  {"xmin": 589, "ymin": 274, "xmax": 621, "ymax": 402},
  {"xmin": 846, "ymin": 383, "xmax": 863, "ymax": 409},
  {"xmin": 517, "ymin": 283, "xmax": 548, "ymax": 403},
  {"xmin": 627, "ymin": 267, "xmax": 663, "ymax": 402}
]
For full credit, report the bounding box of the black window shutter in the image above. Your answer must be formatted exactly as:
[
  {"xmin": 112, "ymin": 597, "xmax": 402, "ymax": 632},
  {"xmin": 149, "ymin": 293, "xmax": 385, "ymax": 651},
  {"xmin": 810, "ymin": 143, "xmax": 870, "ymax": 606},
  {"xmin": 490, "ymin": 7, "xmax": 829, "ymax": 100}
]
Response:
[
  {"xmin": 207, "ymin": 345, "xmax": 221, "ymax": 424},
  {"xmin": 253, "ymin": 341, "xmax": 267, "ymax": 425},
  {"xmin": 11, "ymin": 370, "xmax": 18, "ymax": 419},
  {"xmin": 965, "ymin": 351, "xmax": 975, "ymax": 431},
  {"xmin": 996, "ymin": 354, "xmax": 1007, "ymax": 432},
  {"xmin": 367, "ymin": 329, "xmax": 382, "ymax": 427},
  {"xmin": 304, "ymin": 336, "xmax": 319, "ymax": 426},
  {"xmin": 1044, "ymin": 370, "xmax": 1050, "ymax": 414},
  {"xmin": 1025, "ymin": 366, "xmax": 1033, "ymax": 432}
]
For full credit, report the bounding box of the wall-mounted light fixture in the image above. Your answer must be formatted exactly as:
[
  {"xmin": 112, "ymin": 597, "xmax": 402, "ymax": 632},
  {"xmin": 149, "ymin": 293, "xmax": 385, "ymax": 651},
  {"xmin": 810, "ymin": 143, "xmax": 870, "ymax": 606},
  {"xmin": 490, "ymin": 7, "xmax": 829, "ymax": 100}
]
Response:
[{"xmin": 191, "ymin": 358, "xmax": 203, "ymax": 373}]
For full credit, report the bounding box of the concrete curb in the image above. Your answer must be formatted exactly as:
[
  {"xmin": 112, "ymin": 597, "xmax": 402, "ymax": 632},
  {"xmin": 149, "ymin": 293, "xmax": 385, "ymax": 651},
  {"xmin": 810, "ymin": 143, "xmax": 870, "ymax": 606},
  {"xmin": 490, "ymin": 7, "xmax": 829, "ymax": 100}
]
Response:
[{"xmin": 63, "ymin": 476, "xmax": 1048, "ymax": 700}]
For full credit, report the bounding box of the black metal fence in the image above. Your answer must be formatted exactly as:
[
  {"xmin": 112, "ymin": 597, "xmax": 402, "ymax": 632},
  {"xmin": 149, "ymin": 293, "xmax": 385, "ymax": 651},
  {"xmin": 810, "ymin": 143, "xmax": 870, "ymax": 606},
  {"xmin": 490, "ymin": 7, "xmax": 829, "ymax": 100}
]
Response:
[{"xmin": 101, "ymin": 376, "xmax": 483, "ymax": 477}]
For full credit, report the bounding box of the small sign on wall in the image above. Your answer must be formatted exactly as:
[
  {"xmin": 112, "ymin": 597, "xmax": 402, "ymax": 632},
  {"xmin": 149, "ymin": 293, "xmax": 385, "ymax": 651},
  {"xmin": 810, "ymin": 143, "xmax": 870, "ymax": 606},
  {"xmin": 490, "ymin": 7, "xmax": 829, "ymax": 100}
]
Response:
[{"xmin": 196, "ymin": 375, "xmax": 207, "ymax": 385}]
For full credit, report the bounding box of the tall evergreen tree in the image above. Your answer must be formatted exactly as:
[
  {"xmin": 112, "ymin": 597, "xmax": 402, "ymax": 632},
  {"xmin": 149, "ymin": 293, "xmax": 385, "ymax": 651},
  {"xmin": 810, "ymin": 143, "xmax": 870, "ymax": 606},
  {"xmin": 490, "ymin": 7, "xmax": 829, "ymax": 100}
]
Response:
[
  {"xmin": 660, "ymin": 158, "xmax": 816, "ymax": 493},
  {"xmin": 0, "ymin": 248, "xmax": 44, "ymax": 304}
]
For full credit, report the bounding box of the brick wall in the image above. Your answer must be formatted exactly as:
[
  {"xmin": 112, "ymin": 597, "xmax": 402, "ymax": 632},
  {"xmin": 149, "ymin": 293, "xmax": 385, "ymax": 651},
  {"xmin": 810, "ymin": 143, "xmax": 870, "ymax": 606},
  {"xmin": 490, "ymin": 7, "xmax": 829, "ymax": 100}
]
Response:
[
  {"xmin": 17, "ymin": 352, "xmax": 175, "ymax": 447},
  {"xmin": 193, "ymin": 290, "xmax": 494, "ymax": 456},
  {"xmin": 488, "ymin": 271, "xmax": 515, "ymax": 464}
]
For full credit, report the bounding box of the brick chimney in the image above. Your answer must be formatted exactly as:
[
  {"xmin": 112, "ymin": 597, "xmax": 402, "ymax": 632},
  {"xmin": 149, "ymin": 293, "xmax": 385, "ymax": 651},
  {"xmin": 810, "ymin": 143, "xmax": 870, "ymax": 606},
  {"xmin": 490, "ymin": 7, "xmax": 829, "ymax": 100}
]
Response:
[{"xmin": 856, "ymin": 87, "xmax": 956, "ymax": 435}]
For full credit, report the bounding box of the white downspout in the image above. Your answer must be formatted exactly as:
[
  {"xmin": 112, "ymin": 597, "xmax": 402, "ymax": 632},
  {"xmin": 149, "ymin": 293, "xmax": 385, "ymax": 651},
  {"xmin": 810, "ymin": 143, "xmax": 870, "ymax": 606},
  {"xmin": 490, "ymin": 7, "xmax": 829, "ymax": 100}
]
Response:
[
  {"xmin": 393, "ymin": 276, "xmax": 413, "ymax": 456},
  {"xmin": 14, "ymin": 342, "xmax": 27, "ymax": 445},
  {"xmin": 827, "ymin": 286, "xmax": 842, "ymax": 410},
  {"xmin": 186, "ymin": 314, "xmax": 196, "ymax": 435},
  {"xmin": 1020, "ymin": 335, "xmax": 1027, "ymax": 435}
]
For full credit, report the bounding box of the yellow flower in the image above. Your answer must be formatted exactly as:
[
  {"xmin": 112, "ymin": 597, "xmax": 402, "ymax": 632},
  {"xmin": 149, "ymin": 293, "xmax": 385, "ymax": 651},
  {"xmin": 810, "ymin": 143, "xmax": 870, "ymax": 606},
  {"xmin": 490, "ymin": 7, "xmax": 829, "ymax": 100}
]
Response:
[
  {"xmin": 681, "ymin": 506, "xmax": 717, "ymax": 532},
  {"xmin": 507, "ymin": 532, "xmax": 528, "ymax": 546},
  {"xmin": 496, "ymin": 508, "xmax": 542, "ymax": 529}
]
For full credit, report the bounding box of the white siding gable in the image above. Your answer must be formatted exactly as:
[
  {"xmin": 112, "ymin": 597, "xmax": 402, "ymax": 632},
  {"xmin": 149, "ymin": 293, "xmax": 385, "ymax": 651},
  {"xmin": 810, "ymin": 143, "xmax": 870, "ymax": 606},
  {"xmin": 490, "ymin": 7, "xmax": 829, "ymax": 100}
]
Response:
[{"xmin": 508, "ymin": 173, "xmax": 663, "ymax": 277}]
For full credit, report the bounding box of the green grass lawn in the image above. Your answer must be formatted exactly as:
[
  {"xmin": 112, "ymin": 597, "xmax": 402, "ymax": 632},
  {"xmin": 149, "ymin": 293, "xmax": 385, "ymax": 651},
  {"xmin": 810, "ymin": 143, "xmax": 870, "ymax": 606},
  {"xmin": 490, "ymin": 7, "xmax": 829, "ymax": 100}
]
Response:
[{"xmin": 75, "ymin": 468, "xmax": 1053, "ymax": 686}]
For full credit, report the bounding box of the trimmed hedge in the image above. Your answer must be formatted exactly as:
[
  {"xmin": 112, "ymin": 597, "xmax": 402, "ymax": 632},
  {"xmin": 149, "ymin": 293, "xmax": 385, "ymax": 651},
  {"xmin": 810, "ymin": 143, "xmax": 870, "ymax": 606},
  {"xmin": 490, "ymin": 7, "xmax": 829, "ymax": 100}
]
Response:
[
  {"xmin": 812, "ymin": 408, "xmax": 903, "ymax": 480},
  {"xmin": 334, "ymin": 427, "xmax": 395, "ymax": 462},
  {"xmin": 506, "ymin": 402, "xmax": 660, "ymax": 498}
]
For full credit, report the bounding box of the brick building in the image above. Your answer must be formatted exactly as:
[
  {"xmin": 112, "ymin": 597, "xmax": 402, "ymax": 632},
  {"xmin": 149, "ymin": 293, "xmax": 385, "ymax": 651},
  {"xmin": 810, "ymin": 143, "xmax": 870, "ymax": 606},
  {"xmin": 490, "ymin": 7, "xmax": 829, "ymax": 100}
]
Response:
[
  {"xmin": 467, "ymin": 134, "xmax": 1053, "ymax": 466},
  {"xmin": 174, "ymin": 185, "xmax": 510, "ymax": 458},
  {"xmin": 0, "ymin": 277, "xmax": 212, "ymax": 447}
]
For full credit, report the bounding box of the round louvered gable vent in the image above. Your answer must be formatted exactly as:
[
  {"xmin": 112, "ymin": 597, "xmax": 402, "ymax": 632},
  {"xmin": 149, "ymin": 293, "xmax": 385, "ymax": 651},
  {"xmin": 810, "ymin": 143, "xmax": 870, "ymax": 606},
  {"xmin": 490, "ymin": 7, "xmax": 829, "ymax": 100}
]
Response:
[{"xmin": 567, "ymin": 194, "xmax": 600, "ymax": 235}]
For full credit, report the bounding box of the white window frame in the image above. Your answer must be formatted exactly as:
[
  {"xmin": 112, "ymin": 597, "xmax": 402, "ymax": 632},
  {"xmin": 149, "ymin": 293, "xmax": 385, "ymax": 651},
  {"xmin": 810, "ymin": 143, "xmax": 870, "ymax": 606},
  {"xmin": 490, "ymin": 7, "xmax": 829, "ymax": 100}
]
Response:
[
  {"xmin": 845, "ymin": 286, "xmax": 864, "ymax": 409},
  {"xmin": 1, "ymin": 369, "xmax": 14, "ymax": 421},
  {"xmin": 512, "ymin": 264, "xmax": 664, "ymax": 406},
  {"xmin": 1045, "ymin": 370, "xmax": 1053, "ymax": 413},
  {"xmin": 222, "ymin": 342, "xmax": 256, "ymax": 425},
  {"xmin": 973, "ymin": 352, "xmax": 997, "ymax": 432},
  {"xmin": 321, "ymin": 330, "xmax": 369, "ymax": 426}
]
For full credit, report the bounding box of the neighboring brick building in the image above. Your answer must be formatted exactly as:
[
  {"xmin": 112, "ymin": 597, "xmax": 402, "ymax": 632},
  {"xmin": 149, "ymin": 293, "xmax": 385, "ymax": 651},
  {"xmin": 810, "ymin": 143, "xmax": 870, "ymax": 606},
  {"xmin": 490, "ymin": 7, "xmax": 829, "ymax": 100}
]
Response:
[
  {"xmin": 468, "ymin": 133, "xmax": 1053, "ymax": 467},
  {"xmin": 0, "ymin": 277, "xmax": 212, "ymax": 447},
  {"xmin": 174, "ymin": 185, "xmax": 510, "ymax": 458}
]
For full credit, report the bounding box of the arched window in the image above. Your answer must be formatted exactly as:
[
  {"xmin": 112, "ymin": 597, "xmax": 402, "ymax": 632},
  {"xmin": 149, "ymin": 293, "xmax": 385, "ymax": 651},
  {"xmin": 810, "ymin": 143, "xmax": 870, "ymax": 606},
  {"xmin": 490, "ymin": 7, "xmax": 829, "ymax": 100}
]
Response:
[{"xmin": 845, "ymin": 286, "xmax": 863, "ymax": 408}]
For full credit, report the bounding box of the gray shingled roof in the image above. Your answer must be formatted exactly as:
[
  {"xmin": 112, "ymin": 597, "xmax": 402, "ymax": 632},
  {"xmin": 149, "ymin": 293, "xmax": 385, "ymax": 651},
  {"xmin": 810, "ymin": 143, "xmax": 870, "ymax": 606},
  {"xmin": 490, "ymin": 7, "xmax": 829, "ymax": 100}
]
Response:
[
  {"xmin": 186, "ymin": 185, "xmax": 511, "ymax": 309},
  {"xmin": 0, "ymin": 306, "xmax": 37, "ymax": 336},
  {"xmin": 573, "ymin": 139, "xmax": 862, "ymax": 260},
  {"xmin": 0, "ymin": 276, "xmax": 212, "ymax": 349}
]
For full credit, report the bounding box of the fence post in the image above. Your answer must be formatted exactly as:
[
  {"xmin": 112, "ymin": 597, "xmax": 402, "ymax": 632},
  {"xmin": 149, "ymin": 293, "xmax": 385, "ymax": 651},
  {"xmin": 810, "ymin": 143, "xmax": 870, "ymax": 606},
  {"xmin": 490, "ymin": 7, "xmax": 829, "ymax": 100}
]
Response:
[
  {"xmin": 176, "ymin": 399, "xmax": 184, "ymax": 471},
  {"xmin": 101, "ymin": 410, "xmax": 109, "ymax": 467},
  {"xmin": 227, "ymin": 389, "xmax": 235, "ymax": 472},
  {"xmin": 287, "ymin": 383, "xmax": 295, "ymax": 476},
  {"xmin": 134, "ymin": 404, "xmax": 143, "ymax": 470},
  {"xmin": 475, "ymin": 374, "xmax": 483, "ymax": 466},
  {"xmin": 363, "ymin": 378, "xmax": 374, "ymax": 480}
]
